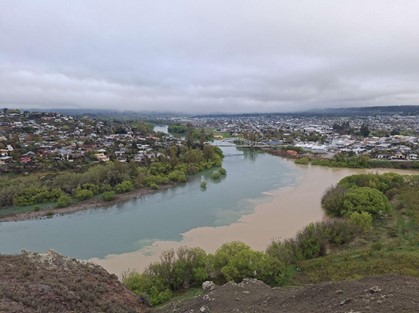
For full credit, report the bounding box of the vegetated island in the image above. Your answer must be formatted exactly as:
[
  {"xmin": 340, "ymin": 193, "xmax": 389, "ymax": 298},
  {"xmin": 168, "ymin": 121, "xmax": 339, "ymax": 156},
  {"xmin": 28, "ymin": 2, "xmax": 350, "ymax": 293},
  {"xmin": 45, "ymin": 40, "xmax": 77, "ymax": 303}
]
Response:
[
  {"xmin": 0, "ymin": 110, "xmax": 225, "ymax": 221},
  {"xmin": 1, "ymin": 172, "xmax": 418, "ymax": 312}
]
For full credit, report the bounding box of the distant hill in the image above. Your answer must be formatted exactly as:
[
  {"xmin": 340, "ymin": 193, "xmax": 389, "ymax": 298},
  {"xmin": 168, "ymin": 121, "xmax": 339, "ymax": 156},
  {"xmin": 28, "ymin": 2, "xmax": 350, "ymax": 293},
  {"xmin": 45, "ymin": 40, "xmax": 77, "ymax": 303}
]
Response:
[
  {"xmin": 309, "ymin": 105, "xmax": 419, "ymax": 117},
  {"xmin": 8, "ymin": 105, "xmax": 419, "ymax": 118},
  {"xmin": 196, "ymin": 105, "xmax": 419, "ymax": 118}
]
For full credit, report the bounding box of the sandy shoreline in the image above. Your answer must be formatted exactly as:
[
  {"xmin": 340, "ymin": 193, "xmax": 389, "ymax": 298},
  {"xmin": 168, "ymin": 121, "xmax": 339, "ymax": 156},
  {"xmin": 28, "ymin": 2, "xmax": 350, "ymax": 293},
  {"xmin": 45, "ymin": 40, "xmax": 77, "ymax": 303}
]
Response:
[{"xmin": 91, "ymin": 165, "xmax": 417, "ymax": 278}]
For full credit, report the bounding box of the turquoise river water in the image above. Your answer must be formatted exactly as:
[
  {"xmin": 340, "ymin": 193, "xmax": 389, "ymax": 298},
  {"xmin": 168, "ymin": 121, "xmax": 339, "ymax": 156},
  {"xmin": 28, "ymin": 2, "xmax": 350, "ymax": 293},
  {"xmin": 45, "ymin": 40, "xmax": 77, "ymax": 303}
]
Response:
[{"xmin": 0, "ymin": 144, "xmax": 301, "ymax": 260}]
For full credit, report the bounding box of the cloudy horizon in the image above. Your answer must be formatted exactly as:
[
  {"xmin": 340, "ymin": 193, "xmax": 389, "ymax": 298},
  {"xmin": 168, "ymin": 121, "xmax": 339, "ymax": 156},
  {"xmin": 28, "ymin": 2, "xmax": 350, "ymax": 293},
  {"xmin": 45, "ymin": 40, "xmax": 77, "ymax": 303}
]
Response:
[{"xmin": 1, "ymin": 1, "xmax": 419, "ymax": 113}]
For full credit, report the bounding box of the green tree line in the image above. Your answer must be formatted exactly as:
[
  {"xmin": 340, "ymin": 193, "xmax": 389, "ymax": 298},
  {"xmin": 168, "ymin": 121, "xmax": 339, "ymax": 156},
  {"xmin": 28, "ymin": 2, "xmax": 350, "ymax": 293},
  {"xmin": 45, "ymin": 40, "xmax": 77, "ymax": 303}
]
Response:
[{"xmin": 0, "ymin": 144, "xmax": 224, "ymax": 212}]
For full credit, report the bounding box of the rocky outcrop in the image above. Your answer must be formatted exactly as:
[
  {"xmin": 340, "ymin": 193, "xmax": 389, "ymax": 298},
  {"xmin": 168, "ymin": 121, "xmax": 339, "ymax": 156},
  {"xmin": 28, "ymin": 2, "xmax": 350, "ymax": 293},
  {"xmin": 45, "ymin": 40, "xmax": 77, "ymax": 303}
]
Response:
[
  {"xmin": 156, "ymin": 275, "xmax": 419, "ymax": 313},
  {"xmin": 0, "ymin": 250, "xmax": 149, "ymax": 313},
  {"xmin": 2, "ymin": 251, "xmax": 418, "ymax": 313}
]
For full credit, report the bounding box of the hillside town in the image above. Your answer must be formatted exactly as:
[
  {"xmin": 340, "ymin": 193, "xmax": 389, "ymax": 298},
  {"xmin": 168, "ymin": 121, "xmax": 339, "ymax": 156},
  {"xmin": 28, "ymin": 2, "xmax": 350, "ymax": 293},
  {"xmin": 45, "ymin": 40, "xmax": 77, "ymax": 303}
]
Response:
[
  {"xmin": 0, "ymin": 109, "xmax": 183, "ymax": 173},
  {"xmin": 0, "ymin": 108, "xmax": 418, "ymax": 174}
]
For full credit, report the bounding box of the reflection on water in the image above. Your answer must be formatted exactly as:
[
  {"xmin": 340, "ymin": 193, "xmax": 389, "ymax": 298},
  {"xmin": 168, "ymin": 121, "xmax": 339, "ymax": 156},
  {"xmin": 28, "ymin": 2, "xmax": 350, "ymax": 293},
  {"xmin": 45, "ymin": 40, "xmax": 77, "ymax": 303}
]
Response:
[
  {"xmin": 0, "ymin": 144, "xmax": 299, "ymax": 260},
  {"xmin": 242, "ymin": 149, "xmax": 258, "ymax": 162}
]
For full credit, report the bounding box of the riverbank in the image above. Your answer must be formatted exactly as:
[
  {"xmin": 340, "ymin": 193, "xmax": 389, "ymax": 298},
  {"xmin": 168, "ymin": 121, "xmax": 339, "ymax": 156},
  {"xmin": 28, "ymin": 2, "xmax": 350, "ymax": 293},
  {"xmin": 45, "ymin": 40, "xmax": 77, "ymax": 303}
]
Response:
[
  {"xmin": 0, "ymin": 183, "xmax": 177, "ymax": 222},
  {"xmin": 267, "ymin": 149, "xmax": 419, "ymax": 171},
  {"xmin": 92, "ymin": 164, "xmax": 417, "ymax": 277}
]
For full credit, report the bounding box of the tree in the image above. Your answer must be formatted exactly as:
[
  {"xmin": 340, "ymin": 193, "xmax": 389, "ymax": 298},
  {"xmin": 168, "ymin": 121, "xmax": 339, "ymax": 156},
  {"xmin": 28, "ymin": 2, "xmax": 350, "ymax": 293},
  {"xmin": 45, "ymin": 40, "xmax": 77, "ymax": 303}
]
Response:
[
  {"xmin": 321, "ymin": 185, "xmax": 347, "ymax": 217},
  {"xmin": 360, "ymin": 123, "xmax": 370, "ymax": 137},
  {"xmin": 56, "ymin": 195, "xmax": 72, "ymax": 208},
  {"xmin": 102, "ymin": 191, "xmax": 116, "ymax": 201},
  {"xmin": 212, "ymin": 241, "xmax": 285, "ymax": 285},
  {"xmin": 199, "ymin": 128, "xmax": 206, "ymax": 148},
  {"xmin": 186, "ymin": 123, "xmax": 194, "ymax": 148}
]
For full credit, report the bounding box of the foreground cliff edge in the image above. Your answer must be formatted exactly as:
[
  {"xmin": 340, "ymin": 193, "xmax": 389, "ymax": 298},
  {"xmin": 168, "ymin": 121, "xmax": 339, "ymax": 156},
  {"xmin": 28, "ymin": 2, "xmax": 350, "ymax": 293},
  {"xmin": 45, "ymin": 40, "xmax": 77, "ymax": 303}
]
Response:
[
  {"xmin": 1, "ymin": 251, "xmax": 418, "ymax": 313},
  {"xmin": 0, "ymin": 250, "xmax": 150, "ymax": 313}
]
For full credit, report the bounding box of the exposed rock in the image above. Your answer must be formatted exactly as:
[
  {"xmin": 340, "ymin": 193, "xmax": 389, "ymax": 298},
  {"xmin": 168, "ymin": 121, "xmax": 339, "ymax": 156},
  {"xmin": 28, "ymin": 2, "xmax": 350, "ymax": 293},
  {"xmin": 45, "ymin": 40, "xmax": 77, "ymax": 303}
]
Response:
[
  {"xmin": 202, "ymin": 281, "xmax": 216, "ymax": 292},
  {"xmin": 154, "ymin": 275, "xmax": 419, "ymax": 313},
  {"xmin": 369, "ymin": 286, "xmax": 382, "ymax": 293},
  {"xmin": 0, "ymin": 251, "xmax": 149, "ymax": 313}
]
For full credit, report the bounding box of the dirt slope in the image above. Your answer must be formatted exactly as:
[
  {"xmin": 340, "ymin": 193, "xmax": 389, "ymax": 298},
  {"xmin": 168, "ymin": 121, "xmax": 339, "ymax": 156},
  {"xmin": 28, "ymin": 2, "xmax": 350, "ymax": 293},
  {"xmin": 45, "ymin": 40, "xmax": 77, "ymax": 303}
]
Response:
[
  {"xmin": 0, "ymin": 250, "xmax": 149, "ymax": 313},
  {"xmin": 156, "ymin": 275, "xmax": 419, "ymax": 313}
]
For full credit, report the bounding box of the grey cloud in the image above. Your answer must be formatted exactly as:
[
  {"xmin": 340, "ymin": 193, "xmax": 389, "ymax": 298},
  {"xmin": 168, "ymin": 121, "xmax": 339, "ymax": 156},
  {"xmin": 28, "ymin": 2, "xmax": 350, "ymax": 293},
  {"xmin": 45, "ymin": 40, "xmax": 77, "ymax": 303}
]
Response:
[{"xmin": 1, "ymin": 0, "xmax": 419, "ymax": 113}]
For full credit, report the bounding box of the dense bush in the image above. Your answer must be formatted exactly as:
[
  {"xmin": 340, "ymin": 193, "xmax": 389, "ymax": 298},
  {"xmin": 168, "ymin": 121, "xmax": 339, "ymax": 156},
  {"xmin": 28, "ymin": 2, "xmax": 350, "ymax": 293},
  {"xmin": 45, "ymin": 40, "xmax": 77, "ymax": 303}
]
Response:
[
  {"xmin": 55, "ymin": 195, "xmax": 72, "ymax": 208},
  {"xmin": 115, "ymin": 180, "xmax": 134, "ymax": 193},
  {"xmin": 322, "ymin": 175, "xmax": 394, "ymax": 217},
  {"xmin": 167, "ymin": 170, "xmax": 187, "ymax": 182},
  {"xmin": 75, "ymin": 188, "xmax": 94, "ymax": 201},
  {"xmin": 123, "ymin": 247, "xmax": 208, "ymax": 305},
  {"xmin": 147, "ymin": 247, "xmax": 208, "ymax": 291},
  {"xmin": 294, "ymin": 157, "xmax": 310, "ymax": 165},
  {"xmin": 211, "ymin": 242, "xmax": 285, "ymax": 285},
  {"xmin": 349, "ymin": 211, "xmax": 373, "ymax": 231},
  {"xmin": 14, "ymin": 187, "xmax": 63, "ymax": 207},
  {"xmin": 102, "ymin": 191, "xmax": 116, "ymax": 202},
  {"xmin": 266, "ymin": 219, "xmax": 362, "ymax": 263},
  {"xmin": 339, "ymin": 173, "xmax": 405, "ymax": 193},
  {"xmin": 321, "ymin": 185, "xmax": 347, "ymax": 217},
  {"xmin": 123, "ymin": 272, "xmax": 172, "ymax": 306},
  {"xmin": 342, "ymin": 187, "xmax": 391, "ymax": 217},
  {"xmin": 218, "ymin": 168, "xmax": 227, "ymax": 176},
  {"xmin": 1, "ymin": 142, "xmax": 225, "ymax": 212},
  {"xmin": 123, "ymin": 243, "xmax": 286, "ymax": 306}
]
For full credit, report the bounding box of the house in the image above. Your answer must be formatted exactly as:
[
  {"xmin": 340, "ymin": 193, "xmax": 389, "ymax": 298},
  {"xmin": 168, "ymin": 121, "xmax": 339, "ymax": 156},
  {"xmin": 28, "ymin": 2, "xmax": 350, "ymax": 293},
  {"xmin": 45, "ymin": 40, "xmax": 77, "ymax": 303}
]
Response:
[
  {"xmin": 94, "ymin": 153, "xmax": 109, "ymax": 162},
  {"xmin": 391, "ymin": 153, "xmax": 405, "ymax": 160},
  {"xmin": 20, "ymin": 156, "xmax": 32, "ymax": 164}
]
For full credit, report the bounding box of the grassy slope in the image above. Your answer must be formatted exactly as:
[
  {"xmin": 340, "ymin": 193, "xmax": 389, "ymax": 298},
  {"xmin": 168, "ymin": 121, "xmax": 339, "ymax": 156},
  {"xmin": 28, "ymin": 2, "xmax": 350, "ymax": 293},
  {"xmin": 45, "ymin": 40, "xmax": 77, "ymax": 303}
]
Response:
[{"xmin": 294, "ymin": 184, "xmax": 419, "ymax": 284}]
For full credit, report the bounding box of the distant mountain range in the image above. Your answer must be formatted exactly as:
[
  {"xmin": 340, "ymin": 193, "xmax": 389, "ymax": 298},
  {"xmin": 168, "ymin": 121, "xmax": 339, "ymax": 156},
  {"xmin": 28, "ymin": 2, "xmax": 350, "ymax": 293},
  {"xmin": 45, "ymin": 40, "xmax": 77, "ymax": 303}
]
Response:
[
  {"xmin": 307, "ymin": 105, "xmax": 419, "ymax": 116},
  {"xmin": 11, "ymin": 105, "xmax": 419, "ymax": 118},
  {"xmin": 196, "ymin": 106, "xmax": 419, "ymax": 118}
]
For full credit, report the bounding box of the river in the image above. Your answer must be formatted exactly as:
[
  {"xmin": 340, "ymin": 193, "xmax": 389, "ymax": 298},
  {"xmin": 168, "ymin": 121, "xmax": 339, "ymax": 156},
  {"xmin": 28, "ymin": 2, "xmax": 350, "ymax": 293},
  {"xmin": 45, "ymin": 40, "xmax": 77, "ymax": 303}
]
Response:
[{"xmin": 0, "ymin": 142, "xmax": 302, "ymax": 262}]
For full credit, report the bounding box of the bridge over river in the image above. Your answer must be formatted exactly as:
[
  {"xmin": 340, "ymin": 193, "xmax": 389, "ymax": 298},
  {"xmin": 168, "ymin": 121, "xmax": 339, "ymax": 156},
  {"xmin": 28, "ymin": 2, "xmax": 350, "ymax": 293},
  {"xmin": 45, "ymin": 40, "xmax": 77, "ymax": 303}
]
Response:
[{"xmin": 215, "ymin": 143, "xmax": 271, "ymax": 148}]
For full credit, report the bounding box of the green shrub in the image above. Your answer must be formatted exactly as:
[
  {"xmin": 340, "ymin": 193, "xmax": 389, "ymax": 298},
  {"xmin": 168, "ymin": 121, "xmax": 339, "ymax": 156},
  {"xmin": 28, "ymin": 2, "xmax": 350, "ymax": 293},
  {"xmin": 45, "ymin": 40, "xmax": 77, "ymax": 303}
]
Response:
[
  {"xmin": 14, "ymin": 187, "xmax": 64, "ymax": 206},
  {"xmin": 147, "ymin": 247, "xmax": 208, "ymax": 291},
  {"xmin": 342, "ymin": 187, "xmax": 391, "ymax": 217},
  {"xmin": 218, "ymin": 168, "xmax": 227, "ymax": 176},
  {"xmin": 321, "ymin": 185, "xmax": 347, "ymax": 216},
  {"xmin": 122, "ymin": 272, "xmax": 172, "ymax": 306},
  {"xmin": 349, "ymin": 211, "xmax": 373, "ymax": 231},
  {"xmin": 339, "ymin": 173, "xmax": 405, "ymax": 193},
  {"xmin": 150, "ymin": 183, "xmax": 159, "ymax": 190},
  {"xmin": 211, "ymin": 241, "xmax": 286, "ymax": 285},
  {"xmin": 266, "ymin": 239, "xmax": 296, "ymax": 265},
  {"xmin": 115, "ymin": 180, "xmax": 134, "ymax": 193},
  {"xmin": 102, "ymin": 191, "xmax": 116, "ymax": 202},
  {"xmin": 200, "ymin": 181, "xmax": 207, "ymax": 189},
  {"xmin": 294, "ymin": 223, "xmax": 324, "ymax": 260},
  {"xmin": 295, "ymin": 157, "xmax": 310, "ymax": 165},
  {"xmin": 211, "ymin": 172, "xmax": 221, "ymax": 180},
  {"xmin": 266, "ymin": 219, "xmax": 361, "ymax": 263},
  {"xmin": 167, "ymin": 170, "xmax": 187, "ymax": 182},
  {"xmin": 75, "ymin": 189, "xmax": 94, "ymax": 201},
  {"xmin": 56, "ymin": 195, "xmax": 72, "ymax": 208}
]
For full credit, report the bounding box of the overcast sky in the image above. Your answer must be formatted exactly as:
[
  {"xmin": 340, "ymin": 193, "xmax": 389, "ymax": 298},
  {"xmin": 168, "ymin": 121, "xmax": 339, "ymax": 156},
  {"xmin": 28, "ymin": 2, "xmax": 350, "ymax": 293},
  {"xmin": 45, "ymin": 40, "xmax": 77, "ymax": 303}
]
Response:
[{"xmin": 1, "ymin": 0, "xmax": 419, "ymax": 113}]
